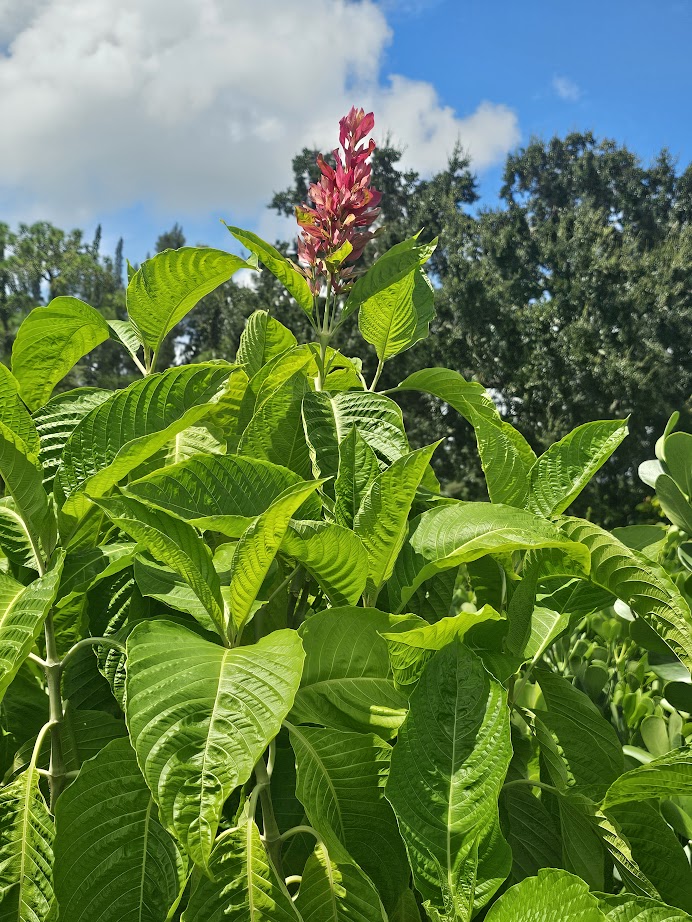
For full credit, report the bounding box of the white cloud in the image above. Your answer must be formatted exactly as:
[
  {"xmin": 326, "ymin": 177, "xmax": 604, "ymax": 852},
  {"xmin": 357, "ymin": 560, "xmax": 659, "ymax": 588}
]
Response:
[
  {"xmin": 0, "ymin": 0, "xmax": 520, "ymax": 226},
  {"xmin": 552, "ymin": 75, "xmax": 581, "ymax": 102}
]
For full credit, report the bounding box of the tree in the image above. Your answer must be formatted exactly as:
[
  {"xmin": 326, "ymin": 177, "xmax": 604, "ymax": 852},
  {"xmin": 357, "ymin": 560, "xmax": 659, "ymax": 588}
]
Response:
[{"xmin": 155, "ymin": 222, "xmax": 186, "ymax": 253}]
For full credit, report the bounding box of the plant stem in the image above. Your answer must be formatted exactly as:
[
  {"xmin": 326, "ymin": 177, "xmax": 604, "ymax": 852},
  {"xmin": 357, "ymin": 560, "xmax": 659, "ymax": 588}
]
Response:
[
  {"xmin": 43, "ymin": 610, "xmax": 66, "ymax": 811},
  {"xmin": 254, "ymin": 755, "xmax": 284, "ymax": 879},
  {"xmin": 60, "ymin": 635, "xmax": 127, "ymax": 672},
  {"xmin": 502, "ymin": 778, "xmax": 560, "ymax": 796},
  {"xmin": 369, "ymin": 358, "xmax": 384, "ymax": 392}
]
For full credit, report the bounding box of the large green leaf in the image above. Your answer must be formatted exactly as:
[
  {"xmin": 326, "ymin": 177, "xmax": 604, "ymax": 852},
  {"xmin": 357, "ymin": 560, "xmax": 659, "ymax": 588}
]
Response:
[
  {"xmin": 289, "ymin": 723, "xmax": 409, "ymax": 912},
  {"xmin": 526, "ymin": 419, "xmax": 629, "ymax": 516},
  {"xmin": 182, "ymin": 819, "xmax": 300, "ymax": 921},
  {"xmin": 344, "ymin": 235, "xmax": 437, "ymax": 321},
  {"xmin": 558, "ymin": 518, "xmax": 692, "ymax": 669},
  {"xmin": 236, "ymin": 309, "xmax": 297, "ymax": 377},
  {"xmin": 395, "ymin": 368, "xmax": 536, "ymax": 507},
  {"xmin": 302, "ymin": 390, "xmax": 409, "ymax": 483},
  {"xmin": 389, "ymin": 503, "xmax": 589, "ymax": 612},
  {"xmin": 291, "ymin": 606, "xmax": 418, "ymax": 737},
  {"xmin": 127, "ymin": 247, "xmax": 253, "ymax": 354},
  {"xmin": 0, "ymin": 762, "xmax": 54, "ymax": 920},
  {"xmin": 353, "ymin": 442, "xmax": 440, "ymax": 600},
  {"xmin": 606, "ymin": 801, "xmax": 692, "ymax": 912},
  {"xmin": 0, "ymin": 365, "xmax": 40, "ymax": 454},
  {"xmin": 125, "ymin": 620, "xmax": 304, "ymax": 867},
  {"xmin": 126, "ymin": 454, "xmax": 320, "ymax": 538},
  {"xmin": 33, "ymin": 388, "xmax": 112, "ymax": 487},
  {"xmin": 484, "ymin": 869, "xmax": 606, "ymax": 922},
  {"xmin": 359, "ymin": 264, "xmax": 435, "ymax": 363},
  {"xmin": 535, "ymin": 668, "xmax": 623, "ymax": 800},
  {"xmin": 0, "ymin": 557, "xmax": 63, "ymax": 703},
  {"xmin": 334, "ymin": 426, "xmax": 380, "ymax": 528},
  {"xmin": 381, "ymin": 605, "xmax": 503, "ymax": 689},
  {"xmin": 0, "ymin": 420, "xmax": 52, "ymax": 557},
  {"xmin": 57, "ymin": 364, "xmax": 234, "ymax": 520},
  {"xmin": 226, "ymin": 481, "xmax": 321, "ymax": 637},
  {"xmin": 96, "ymin": 495, "xmax": 226, "ymax": 637},
  {"xmin": 11, "ymin": 298, "xmax": 110, "ymax": 411},
  {"xmin": 602, "ymin": 746, "xmax": 692, "ymax": 809},
  {"xmin": 500, "ymin": 786, "xmax": 563, "ymax": 883},
  {"xmin": 281, "ymin": 521, "xmax": 368, "ymax": 607},
  {"xmin": 224, "ymin": 224, "xmax": 314, "ymax": 318},
  {"xmin": 295, "ymin": 844, "xmax": 388, "ymax": 922},
  {"xmin": 237, "ymin": 370, "xmax": 311, "ymax": 477},
  {"xmin": 386, "ymin": 640, "xmax": 512, "ymax": 920},
  {"xmin": 598, "ymin": 892, "xmax": 692, "ymax": 921},
  {"xmin": 53, "ymin": 737, "xmax": 185, "ymax": 922}
]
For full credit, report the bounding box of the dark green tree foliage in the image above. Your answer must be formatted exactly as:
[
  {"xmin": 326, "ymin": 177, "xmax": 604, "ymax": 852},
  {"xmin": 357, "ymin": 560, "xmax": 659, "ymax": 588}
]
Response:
[{"xmin": 268, "ymin": 133, "xmax": 692, "ymax": 523}]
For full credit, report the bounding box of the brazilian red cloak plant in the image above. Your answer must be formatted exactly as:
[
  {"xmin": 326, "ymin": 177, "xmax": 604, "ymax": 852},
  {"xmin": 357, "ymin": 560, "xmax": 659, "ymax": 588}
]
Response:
[{"xmin": 0, "ymin": 108, "xmax": 690, "ymax": 922}]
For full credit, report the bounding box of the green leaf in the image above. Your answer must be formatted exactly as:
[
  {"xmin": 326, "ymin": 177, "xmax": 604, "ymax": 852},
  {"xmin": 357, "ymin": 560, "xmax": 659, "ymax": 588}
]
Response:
[
  {"xmin": 535, "ymin": 669, "xmax": 623, "ymax": 800},
  {"xmin": 125, "ymin": 620, "xmax": 304, "ymax": 868},
  {"xmin": 0, "ymin": 557, "xmax": 63, "ymax": 703},
  {"xmin": 606, "ymin": 801, "xmax": 692, "ymax": 912},
  {"xmin": 0, "ymin": 762, "xmax": 54, "ymax": 920},
  {"xmin": 126, "ymin": 454, "xmax": 320, "ymax": 538},
  {"xmin": 526, "ymin": 419, "xmax": 629, "ymax": 516},
  {"xmin": 0, "ymin": 420, "xmax": 52, "ymax": 556},
  {"xmin": 0, "ymin": 364, "xmax": 40, "ymax": 454},
  {"xmin": 359, "ymin": 265, "xmax": 435, "ymax": 362},
  {"xmin": 227, "ymin": 481, "xmax": 321, "ymax": 636},
  {"xmin": 281, "ymin": 521, "xmax": 368, "ymax": 607},
  {"xmin": 236, "ymin": 309, "xmax": 297, "ymax": 377},
  {"xmin": 289, "ymin": 723, "xmax": 409, "ymax": 912},
  {"xmin": 127, "ymin": 247, "xmax": 253, "ymax": 353},
  {"xmin": 386, "ymin": 640, "xmax": 513, "ymax": 919},
  {"xmin": 95, "ymin": 495, "xmax": 226, "ymax": 637},
  {"xmin": 0, "ymin": 503, "xmax": 39, "ymax": 570},
  {"xmin": 389, "ymin": 503, "xmax": 589, "ymax": 612},
  {"xmin": 58, "ymin": 363, "xmax": 234, "ymax": 520},
  {"xmin": 224, "ymin": 224, "xmax": 314, "ymax": 318},
  {"xmin": 53, "ymin": 737, "xmax": 185, "ymax": 922},
  {"xmin": 602, "ymin": 746, "xmax": 692, "ymax": 810},
  {"xmin": 182, "ymin": 819, "xmax": 300, "ymax": 921},
  {"xmin": 11, "ymin": 298, "xmax": 110, "ymax": 411},
  {"xmin": 353, "ymin": 442, "xmax": 440, "ymax": 599},
  {"xmin": 33, "ymin": 388, "xmax": 112, "ymax": 487},
  {"xmin": 238, "ymin": 370, "xmax": 311, "ymax": 477},
  {"xmin": 295, "ymin": 844, "xmax": 388, "ymax": 922},
  {"xmin": 395, "ymin": 367, "xmax": 536, "ymax": 507},
  {"xmin": 133, "ymin": 555, "xmax": 217, "ymax": 631},
  {"xmin": 381, "ymin": 605, "xmax": 503, "ymax": 689},
  {"xmin": 484, "ymin": 869, "xmax": 606, "ymax": 922},
  {"xmin": 107, "ymin": 319, "xmax": 143, "ymax": 365},
  {"xmin": 559, "ymin": 517, "xmax": 692, "ymax": 670},
  {"xmin": 344, "ymin": 235, "xmax": 437, "ymax": 321},
  {"xmin": 291, "ymin": 606, "xmax": 418, "ymax": 737},
  {"xmin": 598, "ymin": 892, "xmax": 692, "ymax": 921},
  {"xmin": 655, "ymin": 474, "xmax": 692, "ymax": 534},
  {"xmin": 663, "ymin": 431, "xmax": 692, "ymax": 498},
  {"xmin": 500, "ymin": 786, "xmax": 563, "ymax": 882},
  {"xmin": 334, "ymin": 426, "xmax": 380, "ymax": 528},
  {"xmin": 302, "ymin": 390, "xmax": 409, "ymax": 484}
]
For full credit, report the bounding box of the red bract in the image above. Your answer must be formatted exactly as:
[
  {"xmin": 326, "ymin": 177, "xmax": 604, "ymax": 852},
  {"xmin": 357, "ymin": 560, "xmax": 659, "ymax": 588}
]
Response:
[{"xmin": 296, "ymin": 106, "xmax": 381, "ymax": 294}]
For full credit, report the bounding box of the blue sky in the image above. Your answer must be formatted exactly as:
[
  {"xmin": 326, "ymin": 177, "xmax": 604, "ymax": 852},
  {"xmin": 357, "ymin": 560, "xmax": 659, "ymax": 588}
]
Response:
[
  {"xmin": 383, "ymin": 0, "xmax": 692, "ymax": 201},
  {"xmin": 1, "ymin": 0, "xmax": 690, "ymax": 265}
]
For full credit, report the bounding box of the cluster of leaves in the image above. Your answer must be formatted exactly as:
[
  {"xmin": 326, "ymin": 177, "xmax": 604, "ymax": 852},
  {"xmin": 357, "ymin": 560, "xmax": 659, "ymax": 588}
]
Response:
[{"xmin": 1, "ymin": 217, "xmax": 692, "ymax": 921}]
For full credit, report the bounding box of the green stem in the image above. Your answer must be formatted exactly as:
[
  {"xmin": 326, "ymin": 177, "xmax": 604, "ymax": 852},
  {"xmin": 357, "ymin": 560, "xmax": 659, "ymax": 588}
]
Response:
[
  {"xmin": 254, "ymin": 755, "xmax": 284, "ymax": 879},
  {"xmin": 279, "ymin": 824, "xmax": 321, "ymax": 844},
  {"xmin": 60, "ymin": 635, "xmax": 127, "ymax": 673},
  {"xmin": 502, "ymin": 778, "xmax": 560, "ymax": 796},
  {"xmin": 44, "ymin": 610, "xmax": 66, "ymax": 811},
  {"xmin": 369, "ymin": 358, "xmax": 384, "ymax": 392}
]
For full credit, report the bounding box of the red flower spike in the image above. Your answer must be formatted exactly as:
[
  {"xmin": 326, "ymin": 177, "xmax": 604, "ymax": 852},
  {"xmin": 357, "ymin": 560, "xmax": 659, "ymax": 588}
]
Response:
[{"xmin": 295, "ymin": 106, "xmax": 380, "ymax": 293}]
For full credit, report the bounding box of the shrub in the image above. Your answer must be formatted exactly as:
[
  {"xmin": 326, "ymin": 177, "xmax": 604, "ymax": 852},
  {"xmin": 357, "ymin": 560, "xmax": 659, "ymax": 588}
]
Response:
[{"xmin": 1, "ymin": 109, "xmax": 691, "ymax": 921}]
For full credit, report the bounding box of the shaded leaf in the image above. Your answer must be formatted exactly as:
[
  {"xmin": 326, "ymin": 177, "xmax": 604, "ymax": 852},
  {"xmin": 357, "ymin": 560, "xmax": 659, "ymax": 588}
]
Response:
[{"xmin": 295, "ymin": 844, "xmax": 387, "ymax": 922}]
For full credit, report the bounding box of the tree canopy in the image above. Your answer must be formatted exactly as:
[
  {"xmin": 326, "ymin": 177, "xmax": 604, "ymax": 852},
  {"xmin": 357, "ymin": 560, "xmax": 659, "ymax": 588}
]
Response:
[{"xmin": 1, "ymin": 131, "xmax": 690, "ymax": 525}]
